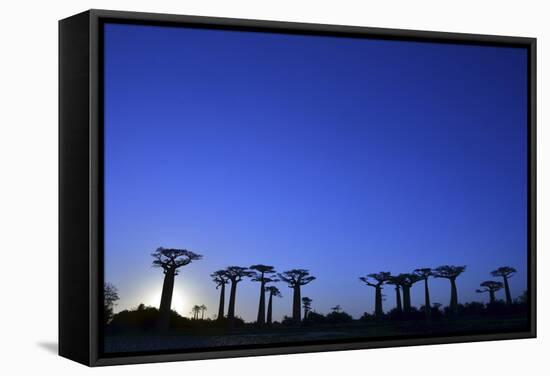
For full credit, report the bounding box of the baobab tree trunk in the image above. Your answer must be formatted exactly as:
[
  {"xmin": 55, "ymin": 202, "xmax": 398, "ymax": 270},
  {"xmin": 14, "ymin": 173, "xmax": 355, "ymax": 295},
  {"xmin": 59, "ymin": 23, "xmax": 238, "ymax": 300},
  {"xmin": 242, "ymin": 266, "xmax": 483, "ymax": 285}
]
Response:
[
  {"xmin": 257, "ymin": 280, "xmax": 266, "ymax": 324},
  {"xmin": 402, "ymin": 286, "xmax": 411, "ymax": 313},
  {"xmin": 375, "ymin": 286, "xmax": 383, "ymax": 319},
  {"xmin": 424, "ymin": 278, "xmax": 431, "ymax": 319},
  {"xmin": 227, "ymin": 280, "xmax": 237, "ymax": 320},
  {"xmin": 489, "ymin": 290, "xmax": 496, "ymax": 305},
  {"xmin": 217, "ymin": 283, "xmax": 226, "ymax": 321},
  {"xmin": 450, "ymin": 278, "xmax": 458, "ymax": 316},
  {"xmin": 303, "ymin": 307, "xmax": 309, "ymax": 320},
  {"xmin": 158, "ymin": 270, "xmax": 175, "ymax": 329},
  {"xmin": 266, "ymin": 292, "xmax": 273, "ymax": 325},
  {"xmin": 292, "ymin": 285, "xmax": 301, "ymax": 324},
  {"xmin": 503, "ymin": 276, "xmax": 512, "ymax": 305},
  {"xmin": 394, "ymin": 286, "xmax": 402, "ymax": 312}
]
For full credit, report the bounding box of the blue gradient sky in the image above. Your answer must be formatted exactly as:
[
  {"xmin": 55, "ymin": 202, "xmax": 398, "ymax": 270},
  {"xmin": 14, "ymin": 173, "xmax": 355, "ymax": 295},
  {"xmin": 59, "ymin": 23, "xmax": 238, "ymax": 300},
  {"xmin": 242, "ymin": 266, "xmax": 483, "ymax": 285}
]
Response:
[{"xmin": 104, "ymin": 23, "xmax": 528, "ymax": 322}]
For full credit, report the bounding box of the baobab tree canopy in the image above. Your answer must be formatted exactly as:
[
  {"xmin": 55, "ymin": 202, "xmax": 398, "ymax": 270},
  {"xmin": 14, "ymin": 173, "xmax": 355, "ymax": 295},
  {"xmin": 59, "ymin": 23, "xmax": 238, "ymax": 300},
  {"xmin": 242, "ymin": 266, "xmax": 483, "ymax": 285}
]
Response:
[
  {"xmin": 491, "ymin": 266, "xmax": 516, "ymax": 278},
  {"xmin": 266, "ymin": 285, "xmax": 282, "ymax": 297},
  {"xmin": 151, "ymin": 247, "xmax": 203, "ymax": 275},
  {"xmin": 414, "ymin": 268, "xmax": 433, "ymax": 279},
  {"xmin": 278, "ymin": 269, "xmax": 316, "ymax": 286},
  {"xmin": 360, "ymin": 272, "xmax": 391, "ymax": 286},
  {"xmin": 211, "ymin": 270, "xmax": 229, "ymax": 287},
  {"xmin": 250, "ymin": 264, "xmax": 276, "ymax": 278},
  {"xmin": 396, "ymin": 273, "xmax": 421, "ymax": 286},
  {"xmin": 225, "ymin": 266, "xmax": 253, "ymax": 281},
  {"xmin": 477, "ymin": 280, "xmax": 504, "ymax": 292},
  {"xmin": 434, "ymin": 265, "xmax": 466, "ymax": 279}
]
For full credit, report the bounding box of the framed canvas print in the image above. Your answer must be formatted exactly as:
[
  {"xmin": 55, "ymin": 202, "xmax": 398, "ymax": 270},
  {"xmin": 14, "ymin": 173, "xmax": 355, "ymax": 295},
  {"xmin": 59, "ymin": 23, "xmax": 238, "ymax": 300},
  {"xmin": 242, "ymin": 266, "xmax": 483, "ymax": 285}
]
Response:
[{"xmin": 59, "ymin": 9, "xmax": 536, "ymax": 366}]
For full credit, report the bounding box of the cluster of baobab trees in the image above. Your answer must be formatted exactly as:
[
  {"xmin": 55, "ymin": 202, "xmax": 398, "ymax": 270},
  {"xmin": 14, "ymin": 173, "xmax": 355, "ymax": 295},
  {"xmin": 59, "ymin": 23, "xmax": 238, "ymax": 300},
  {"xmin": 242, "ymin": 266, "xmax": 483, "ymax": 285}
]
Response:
[
  {"xmin": 360, "ymin": 265, "xmax": 518, "ymax": 319},
  {"xmin": 210, "ymin": 265, "xmax": 315, "ymax": 325},
  {"xmin": 190, "ymin": 304, "xmax": 207, "ymax": 320},
  {"xmin": 150, "ymin": 246, "xmax": 316, "ymax": 329},
  {"xmin": 149, "ymin": 247, "xmax": 518, "ymax": 329}
]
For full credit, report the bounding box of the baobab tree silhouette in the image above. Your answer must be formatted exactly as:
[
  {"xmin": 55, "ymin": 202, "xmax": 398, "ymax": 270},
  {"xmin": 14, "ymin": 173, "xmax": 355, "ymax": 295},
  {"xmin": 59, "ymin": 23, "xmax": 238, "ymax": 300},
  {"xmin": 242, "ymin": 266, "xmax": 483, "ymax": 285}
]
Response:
[
  {"xmin": 476, "ymin": 281, "xmax": 504, "ymax": 304},
  {"xmin": 386, "ymin": 276, "xmax": 404, "ymax": 313},
  {"xmin": 302, "ymin": 297, "xmax": 313, "ymax": 319},
  {"xmin": 250, "ymin": 265, "xmax": 277, "ymax": 325},
  {"xmin": 265, "ymin": 285, "xmax": 282, "ymax": 325},
  {"xmin": 330, "ymin": 305, "xmax": 342, "ymax": 313},
  {"xmin": 211, "ymin": 270, "xmax": 229, "ymax": 321},
  {"xmin": 491, "ymin": 266, "xmax": 516, "ymax": 305},
  {"xmin": 151, "ymin": 247, "xmax": 202, "ymax": 329},
  {"xmin": 414, "ymin": 268, "xmax": 434, "ymax": 319},
  {"xmin": 278, "ymin": 269, "xmax": 316, "ymax": 324},
  {"xmin": 360, "ymin": 272, "xmax": 391, "ymax": 319},
  {"xmin": 434, "ymin": 265, "xmax": 466, "ymax": 316},
  {"xmin": 396, "ymin": 273, "xmax": 421, "ymax": 314},
  {"xmin": 200, "ymin": 304, "xmax": 207, "ymax": 320},
  {"xmin": 225, "ymin": 266, "xmax": 253, "ymax": 321},
  {"xmin": 191, "ymin": 305, "xmax": 201, "ymax": 320}
]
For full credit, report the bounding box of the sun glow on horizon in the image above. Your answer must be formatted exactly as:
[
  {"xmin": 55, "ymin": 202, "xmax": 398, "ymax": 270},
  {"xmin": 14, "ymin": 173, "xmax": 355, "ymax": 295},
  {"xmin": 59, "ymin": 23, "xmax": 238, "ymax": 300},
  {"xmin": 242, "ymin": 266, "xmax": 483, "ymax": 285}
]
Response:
[{"xmin": 145, "ymin": 287, "xmax": 191, "ymax": 317}]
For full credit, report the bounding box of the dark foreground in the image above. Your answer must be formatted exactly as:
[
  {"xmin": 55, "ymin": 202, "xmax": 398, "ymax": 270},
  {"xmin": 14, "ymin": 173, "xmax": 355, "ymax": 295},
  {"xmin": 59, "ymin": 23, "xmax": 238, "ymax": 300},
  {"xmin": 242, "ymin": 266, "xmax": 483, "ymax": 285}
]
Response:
[{"xmin": 104, "ymin": 315, "xmax": 528, "ymax": 353}]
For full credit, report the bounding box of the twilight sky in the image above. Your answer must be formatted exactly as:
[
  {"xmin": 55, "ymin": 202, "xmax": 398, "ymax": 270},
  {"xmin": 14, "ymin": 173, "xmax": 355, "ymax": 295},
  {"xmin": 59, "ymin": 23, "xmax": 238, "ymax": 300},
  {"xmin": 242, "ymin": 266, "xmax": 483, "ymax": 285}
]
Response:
[{"xmin": 103, "ymin": 22, "xmax": 528, "ymax": 322}]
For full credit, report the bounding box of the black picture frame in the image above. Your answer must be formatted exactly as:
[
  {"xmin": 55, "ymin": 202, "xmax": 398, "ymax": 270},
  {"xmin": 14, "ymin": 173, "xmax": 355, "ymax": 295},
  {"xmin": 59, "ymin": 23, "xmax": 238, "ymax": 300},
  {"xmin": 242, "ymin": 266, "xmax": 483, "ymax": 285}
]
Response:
[{"xmin": 59, "ymin": 9, "xmax": 537, "ymax": 367}]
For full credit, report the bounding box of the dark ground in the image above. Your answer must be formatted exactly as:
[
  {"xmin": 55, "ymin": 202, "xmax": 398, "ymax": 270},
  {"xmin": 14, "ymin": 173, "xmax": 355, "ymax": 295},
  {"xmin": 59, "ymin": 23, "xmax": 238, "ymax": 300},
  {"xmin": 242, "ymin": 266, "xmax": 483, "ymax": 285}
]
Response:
[{"xmin": 104, "ymin": 315, "xmax": 528, "ymax": 353}]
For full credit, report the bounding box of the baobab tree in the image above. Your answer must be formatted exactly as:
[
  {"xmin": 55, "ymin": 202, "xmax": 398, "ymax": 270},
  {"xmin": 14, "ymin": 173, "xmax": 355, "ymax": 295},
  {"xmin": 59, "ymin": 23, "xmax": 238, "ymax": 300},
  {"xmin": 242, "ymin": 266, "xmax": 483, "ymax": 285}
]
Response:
[
  {"xmin": 191, "ymin": 305, "xmax": 201, "ymax": 320},
  {"xmin": 330, "ymin": 305, "xmax": 342, "ymax": 313},
  {"xmin": 225, "ymin": 266, "xmax": 253, "ymax": 321},
  {"xmin": 200, "ymin": 304, "xmax": 207, "ymax": 319},
  {"xmin": 434, "ymin": 265, "xmax": 466, "ymax": 316},
  {"xmin": 211, "ymin": 270, "xmax": 229, "ymax": 321},
  {"xmin": 386, "ymin": 275, "xmax": 404, "ymax": 313},
  {"xmin": 278, "ymin": 269, "xmax": 316, "ymax": 324},
  {"xmin": 302, "ymin": 297, "xmax": 313, "ymax": 319},
  {"xmin": 250, "ymin": 264, "xmax": 277, "ymax": 325},
  {"xmin": 476, "ymin": 281, "xmax": 504, "ymax": 304},
  {"xmin": 414, "ymin": 268, "xmax": 434, "ymax": 319},
  {"xmin": 265, "ymin": 285, "xmax": 282, "ymax": 325},
  {"xmin": 491, "ymin": 266, "xmax": 516, "ymax": 305},
  {"xmin": 397, "ymin": 273, "xmax": 421, "ymax": 313},
  {"xmin": 359, "ymin": 272, "xmax": 391, "ymax": 319},
  {"xmin": 152, "ymin": 247, "xmax": 202, "ymax": 329}
]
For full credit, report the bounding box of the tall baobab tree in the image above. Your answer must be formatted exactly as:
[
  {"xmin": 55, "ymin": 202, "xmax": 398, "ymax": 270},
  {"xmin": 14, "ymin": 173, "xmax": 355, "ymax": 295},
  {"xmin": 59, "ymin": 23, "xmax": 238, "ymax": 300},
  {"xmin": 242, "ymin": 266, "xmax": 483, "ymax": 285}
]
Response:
[
  {"xmin": 302, "ymin": 297, "xmax": 313, "ymax": 319},
  {"xmin": 359, "ymin": 272, "xmax": 391, "ymax": 319},
  {"xmin": 398, "ymin": 273, "xmax": 421, "ymax": 313},
  {"xmin": 491, "ymin": 266, "xmax": 516, "ymax": 305},
  {"xmin": 278, "ymin": 269, "xmax": 316, "ymax": 324},
  {"xmin": 211, "ymin": 270, "xmax": 229, "ymax": 321},
  {"xmin": 200, "ymin": 304, "xmax": 207, "ymax": 320},
  {"xmin": 414, "ymin": 268, "xmax": 434, "ymax": 319},
  {"xmin": 152, "ymin": 247, "xmax": 202, "ymax": 329},
  {"xmin": 476, "ymin": 281, "xmax": 504, "ymax": 304},
  {"xmin": 250, "ymin": 264, "xmax": 277, "ymax": 325},
  {"xmin": 265, "ymin": 285, "xmax": 282, "ymax": 325},
  {"xmin": 386, "ymin": 276, "xmax": 403, "ymax": 313},
  {"xmin": 225, "ymin": 266, "xmax": 253, "ymax": 321},
  {"xmin": 434, "ymin": 265, "xmax": 466, "ymax": 316}
]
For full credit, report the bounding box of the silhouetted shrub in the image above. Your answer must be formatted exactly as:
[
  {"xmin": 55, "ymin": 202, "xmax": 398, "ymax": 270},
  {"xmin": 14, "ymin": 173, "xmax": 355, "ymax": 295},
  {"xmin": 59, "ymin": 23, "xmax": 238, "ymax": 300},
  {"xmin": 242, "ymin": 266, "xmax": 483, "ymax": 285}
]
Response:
[
  {"xmin": 302, "ymin": 311, "xmax": 326, "ymax": 326},
  {"xmin": 359, "ymin": 312, "xmax": 375, "ymax": 322},
  {"xmin": 281, "ymin": 315, "xmax": 295, "ymax": 326},
  {"xmin": 325, "ymin": 311, "xmax": 353, "ymax": 324},
  {"xmin": 386, "ymin": 308, "xmax": 403, "ymax": 321}
]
